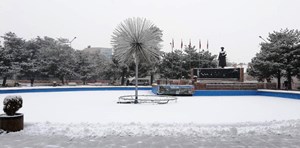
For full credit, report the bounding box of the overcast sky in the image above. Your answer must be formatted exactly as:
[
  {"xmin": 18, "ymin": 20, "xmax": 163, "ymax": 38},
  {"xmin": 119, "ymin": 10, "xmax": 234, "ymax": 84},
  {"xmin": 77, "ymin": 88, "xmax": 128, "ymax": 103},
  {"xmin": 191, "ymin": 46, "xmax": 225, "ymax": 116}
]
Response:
[{"xmin": 0, "ymin": 0, "xmax": 299, "ymax": 63}]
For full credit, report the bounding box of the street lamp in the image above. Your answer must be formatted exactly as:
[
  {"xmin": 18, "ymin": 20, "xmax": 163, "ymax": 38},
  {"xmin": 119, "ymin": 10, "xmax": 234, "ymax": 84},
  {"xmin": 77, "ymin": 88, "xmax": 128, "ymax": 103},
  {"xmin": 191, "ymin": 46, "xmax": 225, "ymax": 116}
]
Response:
[
  {"xmin": 259, "ymin": 36, "xmax": 267, "ymax": 43},
  {"xmin": 69, "ymin": 37, "xmax": 77, "ymax": 47}
]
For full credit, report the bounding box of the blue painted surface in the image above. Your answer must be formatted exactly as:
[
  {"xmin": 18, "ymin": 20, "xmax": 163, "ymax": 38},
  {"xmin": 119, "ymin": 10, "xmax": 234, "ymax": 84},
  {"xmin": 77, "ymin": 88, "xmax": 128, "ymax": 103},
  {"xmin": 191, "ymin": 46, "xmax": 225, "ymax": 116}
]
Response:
[
  {"xmin": 152, "ymin": 86, "xmax": 158, "ymax": 94},
  {"xmin": 257, "ymin": 91, "xmax": 300, "ymax": 100},
  {"xmin": 152, "ymin": 85, "xmax": 300, "ymax": 99},
  {"xmin": 0, "ymin": 87, "xmax": 152, "ymax": 94},
  {"xmin": 193, "ymin": 90, "xmax": 300, "ymax": 100},
  {"xmin": 1, "ymin": 86, "xmax": 300, "ymax": 100},
  {"xmin": 194, "ymin": 90, "xmax": 258, "ymax": 96}
]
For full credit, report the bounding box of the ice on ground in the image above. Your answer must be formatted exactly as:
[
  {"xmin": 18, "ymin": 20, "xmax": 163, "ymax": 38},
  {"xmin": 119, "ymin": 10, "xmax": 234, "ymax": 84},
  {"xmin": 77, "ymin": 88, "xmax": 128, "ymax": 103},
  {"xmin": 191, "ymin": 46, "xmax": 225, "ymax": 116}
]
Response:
[
  {"xmin": 1, "ymin": 90, "xmax": 300, "ymax": 124},
  {"xmin": 1, "ymin": 90, "xmax": 300, "ymax": 138}
]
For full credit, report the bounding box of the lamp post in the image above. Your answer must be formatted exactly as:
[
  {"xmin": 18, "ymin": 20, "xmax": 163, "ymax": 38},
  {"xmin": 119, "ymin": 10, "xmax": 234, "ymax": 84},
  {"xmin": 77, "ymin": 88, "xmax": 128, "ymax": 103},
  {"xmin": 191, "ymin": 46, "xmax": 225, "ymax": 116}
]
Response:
[
  {"xmin": 259, "ymin": 36, "xmax": 267, "ymax": 43},
  {"xmin": 69, "ymin": 37, "xmax": 77, "ymax": 48}
]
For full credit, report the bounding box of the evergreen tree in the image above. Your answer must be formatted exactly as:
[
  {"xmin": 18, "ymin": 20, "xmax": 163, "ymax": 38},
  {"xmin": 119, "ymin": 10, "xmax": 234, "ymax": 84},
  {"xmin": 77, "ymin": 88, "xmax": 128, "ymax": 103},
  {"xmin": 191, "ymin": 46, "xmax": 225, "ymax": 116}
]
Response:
[
  {"xmin": 247, "ymin": 50, "xmax": 280, "ymax": 83},
  {"xmin": 74, "ymin": 50, "xmax": 97, "ymax": 85},
  {"xmin": 159, "ymin": 46, "xmax": 217, "ymax": 79},
  {"xmin": 102, "ymin": 57, "xmax": 124, "ymax": 84},
  {"xmin": 248, "ymin": 29, "xmax": 300, "ymax": 89},
  {"xmin": 19, "ymin": 39, "xmax": 44, "ymax": 86},
  {"xmin": 0, "ymin": 32, "xmax": 26, "ymax": 86},
  {"xmin": 159, "ymin": 49, "xmax": 184, "ymax": 79},
  {"xmin": 38, "ymin": 36, "xmax": 77, "ymax": 85},
  {"xmin": 87, "ymin": 50, "xmax": 111, "ymax": 81}
]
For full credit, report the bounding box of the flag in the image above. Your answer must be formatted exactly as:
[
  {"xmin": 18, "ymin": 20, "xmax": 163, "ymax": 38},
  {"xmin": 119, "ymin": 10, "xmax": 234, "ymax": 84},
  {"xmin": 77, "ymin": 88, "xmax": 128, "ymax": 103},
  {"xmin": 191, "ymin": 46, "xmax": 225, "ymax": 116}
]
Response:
[
  {"xmin": 170, "ymin": 39, "xmax": 174, "ymax": 52},
  {"xmin": 189, "ymin": 39, "xmax": 191, "ymax": 48},
  {"xmin": 206, "ymin": 40, "xmax": 209, "ymax": 50},
  {"xmin": 172, "ymin": 39, "xmax": 174, "ymax": 49},
  {"xmin": 181, "ymin": 39, "xmax": 183, "ymax": 49},
  {"xmin": 199, "ymin": 39, "xmax": 201, "ymax": 49}
]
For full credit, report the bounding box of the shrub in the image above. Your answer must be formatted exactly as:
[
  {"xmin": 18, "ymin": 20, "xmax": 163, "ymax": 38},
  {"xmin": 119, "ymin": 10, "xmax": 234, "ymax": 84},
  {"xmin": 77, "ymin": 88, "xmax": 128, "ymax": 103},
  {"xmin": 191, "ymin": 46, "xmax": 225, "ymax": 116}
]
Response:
[{"xmin": 3, "ymin": 95, "xmax": 23, "ymax": 116}]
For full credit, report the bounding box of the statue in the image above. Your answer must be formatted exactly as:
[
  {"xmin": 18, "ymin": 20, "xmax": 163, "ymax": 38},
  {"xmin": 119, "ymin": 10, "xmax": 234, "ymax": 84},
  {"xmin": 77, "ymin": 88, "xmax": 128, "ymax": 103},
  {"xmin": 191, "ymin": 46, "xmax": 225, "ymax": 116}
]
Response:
[{"xmin": 218, "ymin": 47, "xmax": 227, "ymax": 68}]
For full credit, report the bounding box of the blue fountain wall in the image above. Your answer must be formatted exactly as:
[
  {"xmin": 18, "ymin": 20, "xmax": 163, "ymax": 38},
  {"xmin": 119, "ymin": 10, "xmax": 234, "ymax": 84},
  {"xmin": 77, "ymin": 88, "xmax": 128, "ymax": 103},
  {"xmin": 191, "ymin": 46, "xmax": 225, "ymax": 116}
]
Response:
[{"xmin": 0, "ymin": 86, "xmax": 299, "ymax": 100}]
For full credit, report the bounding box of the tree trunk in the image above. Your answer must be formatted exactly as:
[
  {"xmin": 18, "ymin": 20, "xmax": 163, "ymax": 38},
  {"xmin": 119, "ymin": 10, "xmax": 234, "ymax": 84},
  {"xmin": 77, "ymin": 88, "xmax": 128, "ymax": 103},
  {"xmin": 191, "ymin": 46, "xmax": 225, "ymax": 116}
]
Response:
[
  {"xmin": 61, "ymin": 76, "xmax": 65, "ymax": 85},
  {"xmin": 121, "ymin": 69, "xmax": 125, "ymax": 85},
  {"xmin": 287, "ymin": 70, "xmax": 292, "ymax": 90},
  {"xmin": 277, "ymin": 72, "xmax": 281, "ymax": 90},
  {"xmin": 150, "ymin": 73, "xmax": 154, "ymax": 85},
  {"xmin": 134, "ymin": 57, "xmax": 138, "ymax": 104},
  {"xmin": 30, "ymin": 78, "xmax": 35, "ymax": 87},
  {"xmin": 2, "ymin": 77, "xmax": 7, "ymax": 87}
]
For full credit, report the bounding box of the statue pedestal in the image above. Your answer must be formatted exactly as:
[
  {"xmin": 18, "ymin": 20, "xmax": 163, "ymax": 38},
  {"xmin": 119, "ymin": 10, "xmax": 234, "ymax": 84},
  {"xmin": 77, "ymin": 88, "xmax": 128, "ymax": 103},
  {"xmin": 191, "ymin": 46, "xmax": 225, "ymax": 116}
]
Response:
[{"xmin": 0, "ymin": 113, "xmax": 24, "ymax": 132}]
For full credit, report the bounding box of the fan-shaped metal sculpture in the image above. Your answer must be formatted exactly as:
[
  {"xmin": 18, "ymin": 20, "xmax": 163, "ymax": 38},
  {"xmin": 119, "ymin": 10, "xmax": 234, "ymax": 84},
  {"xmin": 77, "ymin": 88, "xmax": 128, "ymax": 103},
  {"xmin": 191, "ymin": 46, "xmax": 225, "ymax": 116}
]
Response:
[{"xmin": 112, "ymin": 17, "xmax": 163, "ymax": 103}]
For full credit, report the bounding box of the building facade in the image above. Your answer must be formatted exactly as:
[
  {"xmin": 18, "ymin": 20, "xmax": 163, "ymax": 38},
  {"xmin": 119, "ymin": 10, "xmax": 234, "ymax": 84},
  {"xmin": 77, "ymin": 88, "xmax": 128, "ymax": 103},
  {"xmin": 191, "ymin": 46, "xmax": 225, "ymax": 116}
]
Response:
[{"xmin": 83, "ymin": 46, "xmax": 113, "ymax": 59}]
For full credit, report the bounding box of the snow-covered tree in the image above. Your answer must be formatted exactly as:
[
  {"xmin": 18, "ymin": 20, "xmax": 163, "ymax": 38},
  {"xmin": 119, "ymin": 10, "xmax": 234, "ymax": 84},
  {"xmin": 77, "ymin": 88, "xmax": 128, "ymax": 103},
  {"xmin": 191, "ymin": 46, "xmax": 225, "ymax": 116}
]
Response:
[
  {"xmin": 101, "ymin": 56, "xmax": 156, "ymax": 86},
  {"xmin": 247, "ymin": 40, "xmax": 284, "ymax": 87},
  {"xmin": 248, "ymin": 29, "xmax": 300, "ymax": 89},
  {"xmin": 74, "ymin": 50, "xmax": 97, "ymax": 85},
  {"xmin": 102, "ymin": 57, "xmax": 124, "ymax": 84},
  {"xmin": 19, "ymin": 39, "xmax": 43, "ymax": 86},
  {"xmin": 0, "ymin": 32, "xmax": 26, "ymax": 86},
  {"xmin": 111, "ymin": 17, "xmax": 163, "ymax": 103},
  {"xmin": 274, "ymin": 29, "xmax": 300, "ymax": 89},
  {"xmin": 199, "ymin": 50, "xmax": 218, "ymax": 68},
  {"xmin": 159, "ymin": 46, "xmax": 217, "ymax": 79},
  {"xmin": 183, "ymin": 45, "xmax": 217, "ymax": 74},
  {"xmin": 247, "ymin": 50, "xmax": 280, "ymax": 83},
  {"xmin": 38, "ymin": 36, "xmax": 77, "ymax": 85},
  {"xmin": 86, "ymin": 49, "xmax": 112, "ymax": 81},
  {"xmin": 159, "ymin": 49, "xmax": 184, "ymax": 79}
]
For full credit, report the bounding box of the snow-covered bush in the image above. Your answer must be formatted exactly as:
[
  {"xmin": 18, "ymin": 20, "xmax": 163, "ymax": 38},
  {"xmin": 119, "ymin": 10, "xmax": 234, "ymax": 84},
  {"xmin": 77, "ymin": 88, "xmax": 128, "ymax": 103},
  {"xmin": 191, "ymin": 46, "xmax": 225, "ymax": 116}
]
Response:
[{"xmin": 3, "ymin": 95, "xmax": 23, "ymax": 116}]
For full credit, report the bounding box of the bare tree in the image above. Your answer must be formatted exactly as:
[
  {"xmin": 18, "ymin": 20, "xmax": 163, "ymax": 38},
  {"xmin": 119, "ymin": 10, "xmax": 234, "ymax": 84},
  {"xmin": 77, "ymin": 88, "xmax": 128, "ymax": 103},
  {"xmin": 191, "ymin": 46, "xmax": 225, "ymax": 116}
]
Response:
[{"xmin": 111, "ymin": 17, "xmax": 163, "ymax": 103}]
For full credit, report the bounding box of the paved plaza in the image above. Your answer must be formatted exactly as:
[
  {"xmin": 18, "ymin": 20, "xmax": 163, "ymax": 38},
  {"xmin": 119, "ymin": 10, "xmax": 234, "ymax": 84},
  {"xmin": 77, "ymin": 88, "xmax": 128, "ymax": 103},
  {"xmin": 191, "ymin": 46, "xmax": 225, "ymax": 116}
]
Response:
[{"xmin": 1, "ymin": 132, "xmax": 300, "ymax": 148}]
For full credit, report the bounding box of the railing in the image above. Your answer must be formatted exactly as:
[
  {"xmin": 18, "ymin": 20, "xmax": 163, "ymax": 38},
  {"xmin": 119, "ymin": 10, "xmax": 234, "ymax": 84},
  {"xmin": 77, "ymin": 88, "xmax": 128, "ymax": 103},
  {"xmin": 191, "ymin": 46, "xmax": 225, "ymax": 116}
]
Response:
[{"xmin": 118, "ymin": 95, "xmax": 177, "ymax": 104}]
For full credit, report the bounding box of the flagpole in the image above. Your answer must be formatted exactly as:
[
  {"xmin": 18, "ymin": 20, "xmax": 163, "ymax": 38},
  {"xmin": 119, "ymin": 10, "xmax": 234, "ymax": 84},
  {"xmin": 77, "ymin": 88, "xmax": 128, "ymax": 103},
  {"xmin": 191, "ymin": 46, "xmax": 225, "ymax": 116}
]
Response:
[
  {"xmin": 171, "ymin": 39, "xmax": 174, "ymax": 79},
  {"xmin": 189, "ymin": 39, "xmax": 192, "ymax": 73},
  {"xmin": 172, "ymin": 39, "xmax": 174, "ymax": 53},
  {"xmin": 199, "ymin": 39, "xmax": 201, "ymax": 68},
  {"xmin": 181, "ymin": 39, "xmax": 183, "ymax": 50},
  {"xmin": 207, "ymin": 40, "xmax": 209, "ymax": 50},
  {"xmin": 180, "ymin": 39, "xmax": 183, "ymax": 79}
]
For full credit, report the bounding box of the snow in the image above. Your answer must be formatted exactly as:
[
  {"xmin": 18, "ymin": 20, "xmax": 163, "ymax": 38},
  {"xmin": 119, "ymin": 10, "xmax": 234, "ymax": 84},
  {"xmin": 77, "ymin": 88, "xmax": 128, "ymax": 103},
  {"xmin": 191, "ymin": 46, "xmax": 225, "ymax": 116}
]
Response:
[
  {"xmin": 0, "ymin": 85, "xmax": 151, "ymax": 90},
  {"xmin": 1, "ymin": 89, "xmax": 300, "ymax": 146},
  {"xmin": 258, "ymin": 89, "xmax": 300, "ymax": 94},
  {"xmin": 3, "ymin": 95, "xmax": 22, "ymax": 104},
  {"xmin": 2, "ymin": 90, "xmax": 299, "ymax": 124}
]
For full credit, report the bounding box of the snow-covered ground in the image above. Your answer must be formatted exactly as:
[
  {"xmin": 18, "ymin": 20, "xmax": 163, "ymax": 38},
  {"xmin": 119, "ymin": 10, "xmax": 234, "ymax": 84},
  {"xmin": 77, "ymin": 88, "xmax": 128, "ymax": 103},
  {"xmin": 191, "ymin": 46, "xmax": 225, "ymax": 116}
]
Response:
[
  {"xmin": 1, "ymin": 90, "xmax": 300, "ymax": 147},
  {"xmin": 3, "ymin": 90, "xmax": 300, "ymax": 124}
]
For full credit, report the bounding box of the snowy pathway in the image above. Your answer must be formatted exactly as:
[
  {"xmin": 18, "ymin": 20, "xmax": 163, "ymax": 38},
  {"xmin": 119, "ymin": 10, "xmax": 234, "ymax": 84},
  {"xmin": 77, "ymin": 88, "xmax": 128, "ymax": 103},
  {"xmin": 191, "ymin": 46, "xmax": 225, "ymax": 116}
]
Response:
[
  {"xmin": 1, "ymin": 130, "xmax": 300, "ymax": 148},
  {"xmin": 1, "ymin": 119, "xmax": 300, "ymax": 147}
]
